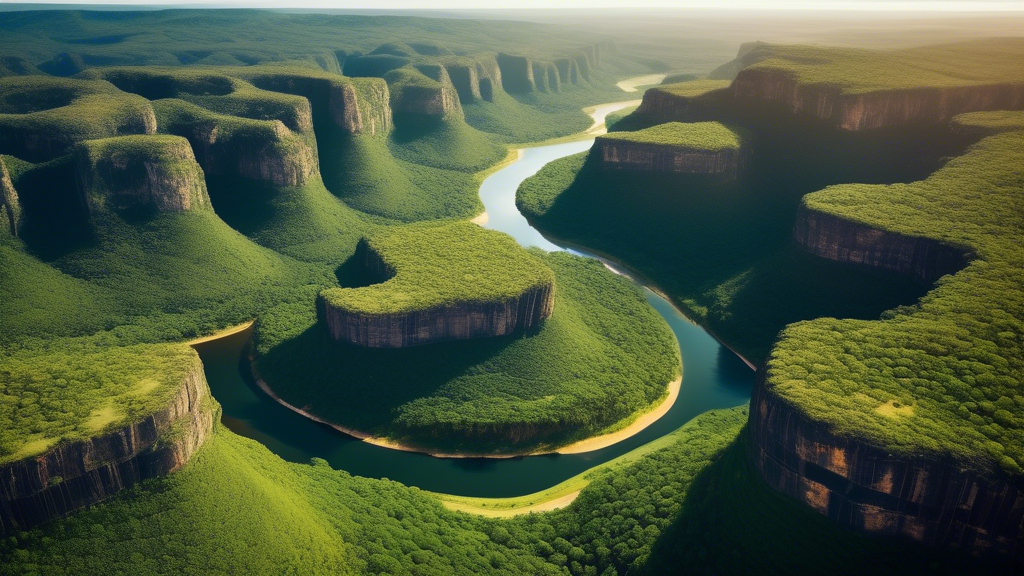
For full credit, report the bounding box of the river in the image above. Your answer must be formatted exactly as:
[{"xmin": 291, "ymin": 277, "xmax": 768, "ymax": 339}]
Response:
[{"xmin": 194, "ymin": 101, "xmax": 754, "ymax": 499}]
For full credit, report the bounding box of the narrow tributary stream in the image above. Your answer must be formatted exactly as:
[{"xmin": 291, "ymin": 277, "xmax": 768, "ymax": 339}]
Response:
[{"xmin": 195, "ymin": 100, "xmax": 754, "ymax": 498}]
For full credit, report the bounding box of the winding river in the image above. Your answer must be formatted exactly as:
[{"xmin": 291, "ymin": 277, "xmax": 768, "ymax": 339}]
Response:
[{"xmin": 195, "ymin": 102, "xmax": 755, "ymax": 499}]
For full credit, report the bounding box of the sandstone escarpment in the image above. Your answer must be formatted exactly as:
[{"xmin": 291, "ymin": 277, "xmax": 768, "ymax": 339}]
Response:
[
  {"xmin": 76, "ymin": 135, "xmax": 212, "ymax": 213},
  {"xmin": 634, "ymin": 81, "xmax": 731, "ymax": 123},
  {"xmin": 243, "ymin": 72, "xmax": 392, "ymax": 136},
  {"xmin": 0, "ymin": 157, "xmax": 21, "ymax": 237},
  {"xmin": 321, "ymin": 240, "xmax": 555, "ymax": 348},
  {"xmin": 732, "ymin": 68, "xmax": 1024, "ymax": 131},
  {"xmin": 386, "ymin": 67, "xmax": 460, "ymax": 119},
  {"xmin": 748, "ymin": 372, "xmax": 1024, "ymax": 557},
  {"xmin": 496, "ymin": 54, "xmax": 536, "ymax": 94},
  {"xmin": 793, "ymin": 203, "xmax": 969, "ymax": 283},
  {"xmin": 0, "ymin": 358, "xmax": 217, "ymax": 534},
  {"xmin": 595, "ymin": 138, "xmax": 745, "ymax": 177}
]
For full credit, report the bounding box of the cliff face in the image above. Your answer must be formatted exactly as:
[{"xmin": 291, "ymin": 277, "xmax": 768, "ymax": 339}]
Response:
[
  {"xmin": 793, "ymin": 204, "xmax": 969, "ymax": 283},
  {"xmin": 77, "ymin": 136, "xmax": 212, "ymax": 213},
  {"xmin": 389, "ymin": 68, "xmax": 461, "ymax": 119},
  {"xmin": 187, "ymin": 120, "xmax": 317, "ymax": 188},
  {"xmin": 444, "ymin": 63, "xmax": 481, "ymax": 103},
  {"xmin": 329, "ymin": 79, "xmax": 392, "ymax": 136},
  {"xmin": 0, "ymin": 157, "xmax": 21, "ymax": 237},
  {"xmin": 496, "ymin": 54, "xmax": 535, "ymax": 94},
  {"xmin": 321, "ymin": 244, "xmax": 555, "ymax": 348},
  {"xmin": 595, "ymin": 139, "xmax": 745, "ymax": 178},
  {"xmin": 0, "ymin": 359, "xmax": 217, "ymax": 534},
  {"xmin": 635, "ymin": 87, "xmax": 727, "ymax": 123},
  {"xmin": 749, "ymin": 373, "xmax": 1024, "ymax": 557},
  {"xmin": 733, "ymin": 68, "xmax": 1024, "ymax": 131}
]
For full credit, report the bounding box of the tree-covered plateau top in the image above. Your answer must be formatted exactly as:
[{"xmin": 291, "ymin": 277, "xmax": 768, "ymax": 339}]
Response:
[
  {"xmin": 0, "ymin": 340, "xmax": 200, "ymax": 465},
  {"xmin": 320, "ymin": 222, "xmax": 555, "ymax": 316},
  {"xmin": 953, "ymin": 110, "xmax": 1024, "ymax": 134},
  {"xmin": 653, "ymin": 78, "xmax": 730, "ymax": 98},
  {"xmin": 742, "ymin": 38, "xmax": 1024, "ymax": 94},
  {"xmin": 255, "ymin": 251, "xmax": 680, "ymax": 453},
  {"xmin": 598, "ymin": 121, "xmax": 743, "ymax": 152},
  {"xmin": 766, "ymin": 125, "xmax": 1024, "ymax": 475}
]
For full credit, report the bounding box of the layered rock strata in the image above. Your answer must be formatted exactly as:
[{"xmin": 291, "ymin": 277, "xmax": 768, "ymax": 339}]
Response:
[
  {"xmin": 244, "ymin": 73, "xmax": 392, "ymax": 136},
  {"xmin": 76, "ymin": 135, "xmax": 212, "ymax": 213},
  {"xmin": 732, "ymin": 68, "xmax": 1024, "ymax": 131},
  {"xmin": 0, "ymin": 358, "xmax": 217, "ymax": 534},
  {"xmin": 0, "ymin": 157, "xmax": 21, "ymax": 237},
  {"xmin": 321, "ymin": 239, "xmax": 555, "ymax": 348},
  {"xmin": 634, "ymin": 82, "xmax": 731, "ymax": 123},
  {"xmin": 596, "ymin": 139, "xmax": 745, "ymax": 176},
  {"xmin": 793, "ymin": 203, "xmax": 969, "ymax": 283},
  {"xmin": 748, "ymin": 372, "xmax": 1024, "ymax": 557}
]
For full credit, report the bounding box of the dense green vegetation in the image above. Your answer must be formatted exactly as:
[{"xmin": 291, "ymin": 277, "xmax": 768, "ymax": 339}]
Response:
[
  {"xmin": 3, "ymin": 407, "xmax": 1011, "ymax": 576},
  {"xmin": 767, "ymin": 129, "xmax": 1024, "ymax": 473},
  {"xmin": 655, "ymin": 78, "xmax": 730, "ymax": 98},
  {"xmin": 598, "ymin": 121, "xmax": 742, "ymax": 151},
  {"xmin": 517, "ymin": 151, "xmax": 928, "ymax": 362},
  {"xmin": 320, "ymin": 222, "xmax": 554, "ymax": 315},
  {"xmin": 742, "ymin": 38, "xmax": 1024, "ymax": 93},
  {"xmin": 256, "ymin": 251, "xmax": 679, "ymax": 453}
]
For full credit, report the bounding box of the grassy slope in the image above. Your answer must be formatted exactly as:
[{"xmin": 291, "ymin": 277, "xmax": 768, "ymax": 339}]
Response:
[
  {"xmin": 255, "ymin": 252, "xmax": 679, "ymax": 453},
  {"xmin": 3, "ymin": 407, "xmax": 1012, "ymax": 576}
]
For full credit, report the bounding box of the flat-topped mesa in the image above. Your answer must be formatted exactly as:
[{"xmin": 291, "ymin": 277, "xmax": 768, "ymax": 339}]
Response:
[
  {"xmin": 385, "ymin": 66, "xmax": 461, "ymax": 119},
  {"xmin": 634, "ymin": 80, "xmax": 732, "ymax": 123},
  {"xmin": 239, "ymin": 70, "xmax": 392, "ymax": 137},
  {"xmin": 793, "ymin": 202, "xmax": 970, "ymax": 284},
  {"xmin": 728, "ymin": 39, "xmax": 1024, "ymax": 131},
  {"xmin": 0, "ymin": 349, "xmax": 217, "ymax": 535},
  {"xmin": 0, "ymin": 157, "xmax": 21, "ymax": 237},
  {"xmin": 0, "ymin": 76, "xmax": 156, "ymax": 163},
  {"xmin": 319, "ymin": 222, "xmax": 555, "ymax": 348},
  {"xmin": 154, "ymin": 100, "xmax": 317, "ymax": 188},
  {"xmin": 595, "ymin": 121, "xmax": 747, "ymax": 178},
  {"xmin": 75, "ymin": 135, "xmax": 212, "ymax": 213},
  {"xmin": 496, "ymin": 45, "xmax": 599, "ymax": 94}
]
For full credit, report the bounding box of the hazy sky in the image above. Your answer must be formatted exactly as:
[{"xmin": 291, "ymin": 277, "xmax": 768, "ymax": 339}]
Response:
[{"xmin": 3, "ymin": 0, "xmax": 1023, "ymax": 10}]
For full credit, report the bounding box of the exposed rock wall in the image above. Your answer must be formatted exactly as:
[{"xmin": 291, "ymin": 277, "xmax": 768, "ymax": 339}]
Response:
[
  {"xmin": 390, "ymin": 67, "xmax": 461, "ymax": 118},
  {"xmin": 635, "ymin": 87, "xmax": 727, "ymax": 123},
  {"xmin": 733, "ymin": 68, "xmax": 1024, "ymax": 131},
  {"xmin": 793, "ymin": 204, "xmax": 969, "ymax": 283},
  {"xmin": 245, "ymin": 73, "xmax": 392, "ymax": 136},
  {"xmin": 0, "ymin": 358, "xmax": 217, "ymax": 534},
  {"xmin": 76, "ymin": 136, "xmax": 213, "ymax": 212},
  {"xmin": 595, "ymin": 138, "xmax": 745, "ymax": 177},
  {"xmin": 445, "ymin": 63, "xmax": 482, "ymax": 103},
  {"xmin": 320, "ymin": 243, "xmax": 555, "ymax": 348},
  {"xmin": 496, "ymin": 54, "xmax": 535, "ymax": 94},
  {"xmin": 749, "ymin": 372, "xmax": 1024, "ymax": 557},
  {"xmin": 0, "ymin": 157, "xmax": 21, "ymax": 237}
]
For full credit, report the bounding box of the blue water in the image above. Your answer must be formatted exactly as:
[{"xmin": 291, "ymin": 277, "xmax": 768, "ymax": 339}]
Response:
[{"xmin": 196, "ymin": 136, "xmax": 754, "ymax": 498}]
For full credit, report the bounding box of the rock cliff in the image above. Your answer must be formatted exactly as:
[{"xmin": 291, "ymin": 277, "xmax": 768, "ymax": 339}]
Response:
[
  {"xmin": 385, "ymin": 67, "xmax": 461, "ymax": 119},
  {"xmin": 748, "ymin": 371, "xmax": 1024, "ymax": 557},
  {"xmin": 595, "ymin": 138, "xmax": 744, "ymax": 177},
  {"xmin": 0, "ymin": 355, "xmax": 217, "ymax": 534},
  {"xmin": 634, "ymin": 81, "xmax": 731, "ymax": 123},
  {"xmin": 732, "ymin": 68, "xmax": 1024, "ymax": 131},
  {"xmin": 320, "ymin": 231, "xmax": 556, "ymax": 348},
  {"xmin": 792, "ymin": 203, "xmax": 969, "ymax": 283},
  {"xmin": 75, "ymin": 135, "xmax": 213, "ymax": 213},
  {"xmin": 0, "ymin": 157, "xmax": 21, "ymax": 237}
]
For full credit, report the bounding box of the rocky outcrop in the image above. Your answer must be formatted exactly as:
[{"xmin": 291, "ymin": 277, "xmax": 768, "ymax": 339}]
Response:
[
  {"xmin": 748, "ymin": 372, "xmax": 1024, "ymax": 557},
  {"xmin": 76, "ymin": 135, "xmax": 212, "ymax": 213},
  {"xmin": 0, "ymin": 157, "xmax": 21, "ymax": 237},
  {"xmin": 496, "ymin": 54, "xmax": 535, "ymax": 94},
  {"xmin": 320, "ymin": 241, "xmax": 555, "ymax": 348},
  {"xmin": 634, "ymin": 84, "xmax": 730, "ymax": 123},
  {"xmin": 595, "ymin": 138, "xmax": 745, "ymax": 178},
  {"xmin": 732, "ymin": 68, "xmax": 1024, "ymax": 131},
  {"xmin": 793, "ymin": 204, "xmax": 969, "ymax": 283},
  {"xmin": 0, "ymin": 356, "xmax": 217, "ymax": 534},
  {"xmin": 445, "ymin": 62, "xmax": 482, "ymax": 103},
  {"xmin": 386, "ymin": 67, "xmax": 460, "ymax": 119},
  {"xmin": 243, "ymin": 72, "xmax": 392, "ymax": 137}
]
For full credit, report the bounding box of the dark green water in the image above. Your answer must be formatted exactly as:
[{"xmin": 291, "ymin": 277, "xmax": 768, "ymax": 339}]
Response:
[{"xmin": 195, "ymin": 137, "xmax": 754, "ymax": 498}]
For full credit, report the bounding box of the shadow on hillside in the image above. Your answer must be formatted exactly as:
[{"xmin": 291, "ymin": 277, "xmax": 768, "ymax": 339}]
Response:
[{"xmin": 528, "ymin": 120, "xmax": 972, "ymax": 362}]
